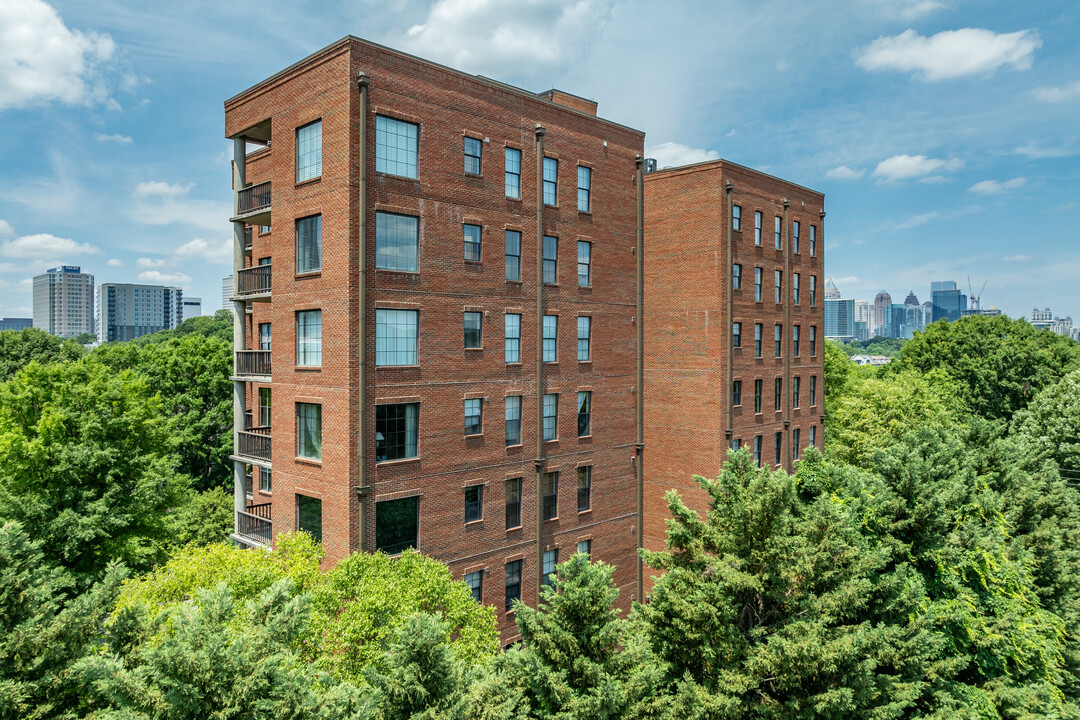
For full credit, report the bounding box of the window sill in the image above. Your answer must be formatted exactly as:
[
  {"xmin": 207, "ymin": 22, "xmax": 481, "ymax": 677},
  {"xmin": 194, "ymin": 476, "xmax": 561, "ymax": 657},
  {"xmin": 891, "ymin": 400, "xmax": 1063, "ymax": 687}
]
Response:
[
  {"xmin": 465, "ymin": 172, "xmax": 482, "ymax": 178},
  {"xmin": 506, "ymin": 525, "xmax": 523, "ymax": 533},
  {"xmin": 578, "ymin": 434, "xmax": 592, "ymax": 441},
  {"xmin": 465, "ymin": 432, "xmax": 484, "ymax": 439},
  {"xmin": 376, "ymin": 456, "xmax": 420, "ymax": 467},
  {"xmin": 544, "ymin": 438, "xmax": 559, "ymax": 445},
  {"xmin": 375, "ymin": 268, "xmax": 420, "ymax": 276},
  {"xmin": 295, "ymin": 271, "xmax": 321, "ymax": 279},
  {"xmin": 505, "ymin": 362, "xmax": 522, "ymax": 367},
  {"xmin": 544, "ymin": 516, "xmax": 559, "ymax": 523},
  {"xmin": 505, "ymin": 196, "xmax": 522, "ymax": 203},
  {"xmin": 464, "ymin": 519, "xmax": 484, "ymax": 527},
  {"xmin": 464, "ymin": 259, "xmax": 482, "ymax": 266},
  {"xmin": 578, "ymin": 508, "xmax": 592, "ymax": 516},
  {"xmin": 578, "ymin": 210, "xmax": 592, "ymax": 216},
  {"xmin": 295, "ymin": 177, "xmax": 322, "ymax": 189},
  {"xmin": 506, "ymin": 279, "xmax": 523, "ymax": 285},
  {"xmin": 578, "ymin": 359, "xmax": 592, "ymax": 365},
  {"xmin": 295, "ymin": 366, "xmax": 321, "ymax": 372},
  {"xmin": 376, "ymin": 364, "xmax": 420, "ymax": 370},
  {"xmin": 505, "ymin": 443, "xmax": 523, "ymax": 450},
  {"xmin": 544, "ymin": 283, "xmax": 560, "ymax": 288},
  {"xmin": 376, "ymin": 171, "xmax": 419, "ymax": 182},
  {"xmin": 294, "ymin": 456, "xmax": 322, "ymax": 467},
  {"xmin": 465, "ymin": 347, "xmax": 484, "ymax": 352}
]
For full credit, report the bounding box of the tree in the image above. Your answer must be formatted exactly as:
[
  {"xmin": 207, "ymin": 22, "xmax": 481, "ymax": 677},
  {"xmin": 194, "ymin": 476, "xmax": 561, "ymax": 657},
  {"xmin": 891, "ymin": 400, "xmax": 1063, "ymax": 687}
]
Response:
[
  {"xmin": 133, "ymin": 309, "xmax": 234, "ymax": 345},
  {"xmin": 1012, "ymin": 368, "xmax": 1080, "ymax": 475},
  {"xmin": 167, "ymin": 487, "xmax": 234, "ymax": 548},
  {"xmin": 0, "ymin": 328, "xmax": 85, "ymax": 382}
]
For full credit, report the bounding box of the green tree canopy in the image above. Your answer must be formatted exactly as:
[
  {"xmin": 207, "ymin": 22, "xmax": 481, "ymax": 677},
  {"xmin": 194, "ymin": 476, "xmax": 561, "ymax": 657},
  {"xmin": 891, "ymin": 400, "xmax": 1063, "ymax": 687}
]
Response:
[
  {"xmin": 1012, "ymin": 368, "xmax": 1080, "ymax": 476},
  {"xmin": 0, "ymin": 328, "xmax": 85, "ymax": 382}
]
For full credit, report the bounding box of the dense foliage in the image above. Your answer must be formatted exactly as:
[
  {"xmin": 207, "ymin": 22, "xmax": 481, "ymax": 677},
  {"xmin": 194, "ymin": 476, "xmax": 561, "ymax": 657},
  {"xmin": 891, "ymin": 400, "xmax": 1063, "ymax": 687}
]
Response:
[
  {"xmin": 839, "ymin": 336, "xmax": 906, "ymax": 358},
  {"xmin": 0, "ymin": 328, "xmax": 85, "ymax": 382}
]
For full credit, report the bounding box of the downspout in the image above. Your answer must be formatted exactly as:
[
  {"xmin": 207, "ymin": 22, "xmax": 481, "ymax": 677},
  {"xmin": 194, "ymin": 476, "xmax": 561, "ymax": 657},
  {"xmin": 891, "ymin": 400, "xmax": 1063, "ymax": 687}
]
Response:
[
  {"xmin": 635, "ymin": 156, "xmax": 645, "ymax": 602},
  {"xmin": 783, "ymin": 200, "xmax": 792, "ymax": 471},
  {"xmin": 534, "ymin": 124, "xmax": 546, "ymax": 606},
  {"xmin": 724, "ymin": 182, "xmax": 734, "ymax": 452},
  {"xmin": 356, "ymin": 71, "xmax": 371, "ymax": 550}
]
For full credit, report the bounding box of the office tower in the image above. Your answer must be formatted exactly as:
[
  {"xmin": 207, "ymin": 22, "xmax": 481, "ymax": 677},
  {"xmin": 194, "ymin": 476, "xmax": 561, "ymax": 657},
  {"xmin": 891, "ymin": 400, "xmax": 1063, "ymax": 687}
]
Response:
[
  {"xmin": 221, "ymin": 276, "xmax": 233, "ymax": 311},
  {"xmin": 182, "ymin": 296, "xmax": 202, "ymax": 319},
  {"xmin": 931, "ymin": 281, "xmax": 967, "ymax": 323},
  {"xmin": 32, "ymin": 265, "xmax": 94, "ymax": 338},
  {"xmin": 826, "ymin": 297, "xmax": 855, "ymax": 339},
  {"xmin": 97, "ymin": 283, "xmax": 183, "ymax": 343},
  {"xmin": 873, "ymin": 290, "xmax": 891, "ymax": 337}
]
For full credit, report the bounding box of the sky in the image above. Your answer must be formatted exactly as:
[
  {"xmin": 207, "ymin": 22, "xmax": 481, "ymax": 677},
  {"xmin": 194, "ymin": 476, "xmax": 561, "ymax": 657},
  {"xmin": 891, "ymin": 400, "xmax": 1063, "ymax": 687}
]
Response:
[{"xmin": 0, "ymin": 0, "xmax": 1077, "ymax": 321}]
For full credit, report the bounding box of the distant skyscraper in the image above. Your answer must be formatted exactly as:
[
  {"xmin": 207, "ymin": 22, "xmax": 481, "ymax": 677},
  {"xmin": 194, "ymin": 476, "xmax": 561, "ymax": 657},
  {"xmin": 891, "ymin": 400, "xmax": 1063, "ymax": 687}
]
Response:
[
  {"xmin": 825, "ymin": 277, "xmax": 841, "ymax": 300},
  {"xmin": 97, "ymin": 283, "xmax": 183, "ymax": 343},
  {"xmin": 931, "ymin": 281, "xmax": 966, "ymax": 323},
  {"xmin": 904, "ymin": 291, "xmax": 920, "ymax": 306},
  {"xmin": 183, "ymin": 296, "xmax": 202, "ymax": 319},
  {"xmin": 33, "ymin": 265, "xmax": 95, "ymax": 338},
  {"xmin": 854, "ymin": 299, "xmax": 870, "ymax": 341},
  {"xmin": 824, "ymin": 279, "xmax": 854, "ymax": 339},
  {"xmin": 221, "ymin": 276, "xmax": 234, "ymax": 311},
  {"xmin": 873, "ymin": 291, "xmax": 891, "ymax": 336},
  {"xmin": 0, "ymin": 318, "xmax": 33, "ymax": 331}
]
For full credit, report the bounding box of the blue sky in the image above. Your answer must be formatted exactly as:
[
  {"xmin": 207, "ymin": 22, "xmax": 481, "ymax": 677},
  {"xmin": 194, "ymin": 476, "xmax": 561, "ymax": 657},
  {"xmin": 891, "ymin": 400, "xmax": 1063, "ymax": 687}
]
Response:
[{"xmin": 0, "ymin": 0, "xmax": 1076, "ymax": 321}]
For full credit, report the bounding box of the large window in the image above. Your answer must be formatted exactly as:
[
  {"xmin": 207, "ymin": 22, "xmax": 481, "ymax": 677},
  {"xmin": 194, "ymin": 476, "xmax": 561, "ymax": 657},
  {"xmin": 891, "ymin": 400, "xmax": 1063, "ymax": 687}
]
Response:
[
  {"xmin": 732, "ymin": 204, "xmax": 742, "ymax": 231},
  {"xmin": 375, "ymin": 212, "xmax": 419, "ymax": 272},
  {"xmin": 775, "ymin": 270, "xmax": 782, "ymax": 304},
  {"xmin": 296, "ymin": 403, "xmax": 321, "ymax": 460},
  {"xmin": 375, "ymin": 495, "xmax": 419, "ymax": 554},
  {"xmin": 577, "ymin": 166, "xmax": 591, "ymax": 212},
  {"xmin": 542, "ymin": 471, "xmax": 558, "ymax": 520},
  {"xmin": 375, "ymin": 115, "xmax": 418, "ymax": 179},
  {"xmin": 793, "ymin": 273, "xmax": 800, "ymax": 305},
  {"xmin": 793, "ymin": 221, "xmax": 800, "ymax": 254},
  {"xmin": 543, "ymin": 315, "xmax": 557, "ymax": 363},
  {"xmin": 376, "ymin": 308, "xmax": 418, "ymax": 366},
  {"xmin": 793, "ymin": 325, "xmax": 800, "ymax": 356},
  {"xmin": 810, "ymin": 326, "xmax": 817, "ymax": 356},
  {"xmin": 732, "ymin": 380, "xmax": 742, "ymax": 406},
  {"xmin": 577, "ymin": 316, "xmax": 591, "ymax": 361},
  {"xmin": 578, "ymin": 391, "xmax": 591, "ymax": 437},
  {"xmin": 810, "ymin": 376, "xmax": 817, "ymax": 406},
  {"xmin": 774, "ymin": 216, "xmax": 782, "ymax": 250},
  {"xmin": 505, "ymin": 396, "xmax": 522, "ymax": 446},
  {"xmin": 259, "ymin": 322, "xmax": 271, "ymax": 351},
  {"xmin": 810, "ymin": 225, "xmax": 817, "ymax": 256},
  {"xmin": 577, "ymin": 539, "xmax": 591, "ymax": 556},
  {"xmin": 543, "ymin": 157, "xmax": 558, "ymax": 206},
  {"xmin": 464, "ymin": 136, "xmax": 482, "ymax": 175},
  {"xmin": 505, "ymin": 560, "xmax": 522, "ymax": 610},
  {"xmin": 754, "ymin": 380, "xmax": 762, "ymax": 414},
  {"xmin": 464, "ymin": 398, "xmax": 482, "ymax": 436},
  {"xmin": 505, "ymin": 230, "xmax": 521, "ymax": 282},
  {"xmin": 543, "ymin": 549, "xmax": 558, "ymax": 587},
  {"xmin": 505, "ymin": 148, "xmax": 522, "ymax": 199},
  {"xmin": 506, "ymin": 478, "xmax": 522, "ymax": 529},
  {"xmin": 810, "ymin": 426, "xmax": 817, "ymax": 450},
  {"xmin": 753, "ymin": 435, "xmax": 762, "ymax": 466},
  {"xmin": 577, "ymin": 466, "xmax": 591, "ymax": 512},
  {"xmin": 754, "ymin": 323, "xmax": 762, "ymax": 357},
  {"xmin": 775, "ymin": 378, "xmax": 783, "ymax": 411},
  {"xmin": 543, "ymin": 236, "xmax": 558, "ymax": 285},
  {"xmin": 296, "ymin": 310, "xmax": 322, "ymax": 367},
  {"xmin": 732, "ymin": 263, "xmax": 741, "ymax": 290},
  {"xmin": 259, "ymin": 387, "xmax": 271, "ymax": 427},
  {"xmin": 577, "ymin": 241, "xmax": 591, "ymax": 287},
  {"xmin": 375, "ymin": 403, "xmax": 418, "ymax": 462},
  {"xmin": 297, "ymin": 494, "xmax": 322, "ymax": 542},
  {"xmin": 810, "ymin": 276, "xmax": 817, "ymax": 306},
  {"xmin": 259, "ymin": 467, "xmax": 272, "ymax": 494},
  {"xmin": 793, "ymin": 428, "xmax": 801, "ymax": 461},
  {"xmin": 296, "ymin": 215, "xmax": 322, "ymax": 274},
  {"xmin": 793, "ymin": 376, "xmax": 801, "ymax": 408},
  {"xmin": 465, "ymin": 484, "xmax": 483, "ymax": 523},
  {"xmin": 775, "ymin": 324, "xmax": 782, "ymax": 357},
  {"xmin": 465, "ymin": 571, "xmax": 482, "ymax": 602},
  {"xmin": 754, "ymin": 211, "xmax": 763, "ymax": 245},
  {"xmin": 775, "ymin": 431, "xmax": 783, "ymax": 465},
  {"xmin": 733, "ymin": 322, "xmax": 741, "ymax": 348},
  {"xmin": 296, "ymin": 120, "xmax": 322, "ymax": 183},
  {"xmin": 464, "ymin": 312, "xmax": 482, "ymax": 349},
  {"xmin": 464, "ymin": 224, "xmax": 481, "ymax": 262},
  {"xmin": 754, "ymin": 267, "xmax": 762, "ymax": 302},
  {"xmin": 505, "ymin": 313, "xmax": 521, "ymax": 363},
  {"xmin": 543, "ymin": 393, "xmax": 558, "ymax": 441}
]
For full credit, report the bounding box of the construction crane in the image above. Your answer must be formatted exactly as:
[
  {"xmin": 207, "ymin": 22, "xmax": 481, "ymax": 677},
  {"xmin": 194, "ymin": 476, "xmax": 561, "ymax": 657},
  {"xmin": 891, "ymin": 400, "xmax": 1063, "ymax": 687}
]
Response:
[{"xmin": 967, "ymin": 276, "xmax": 987, "ymax": 312}]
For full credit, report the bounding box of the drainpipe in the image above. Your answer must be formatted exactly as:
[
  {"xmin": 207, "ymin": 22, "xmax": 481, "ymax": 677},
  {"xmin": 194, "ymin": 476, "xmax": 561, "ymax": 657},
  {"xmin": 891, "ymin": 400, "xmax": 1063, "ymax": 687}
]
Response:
[
  {"xmin": 635, "ymin": 156, "xmax": 645, "ymax": 602},
  {"xmin": 356, "ymin": 71, "xmax": 371, "ymax": 550},
  {"xmin": 534, "ymin": 124, "xmax": 546, "ymax": 606},
  {"xmin": 724, "ymin": 182, "xmax": 734, "ymax": 453},
  {"xmin": 232, "ymin": 139, "xmax": 248, "ymax": 520},
  {"xmin": 783, "ymin": 200, "xmax": 792, "ymax": 471}
]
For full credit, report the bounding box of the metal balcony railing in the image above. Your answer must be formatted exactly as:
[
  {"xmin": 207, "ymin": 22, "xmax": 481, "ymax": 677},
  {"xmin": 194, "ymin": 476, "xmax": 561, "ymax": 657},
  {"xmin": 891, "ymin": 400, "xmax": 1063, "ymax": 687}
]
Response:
[
  {"xmin": 236, "ymin": 504, "xmax": 272, "ymax": 546},
  {"xmin": 237, "ymin": 181, "xmax": 271, "ymax": 216},
  {"xmin": 237, "ymin": 426, "xmax": 271, "ymax": 462},
  {"xmin": 235, "ymin": 350, "xmax": 271, "ymax": 377},
  {"xmin": 236, "ymin": 264, "xmax": 271, "ymax": 297}
]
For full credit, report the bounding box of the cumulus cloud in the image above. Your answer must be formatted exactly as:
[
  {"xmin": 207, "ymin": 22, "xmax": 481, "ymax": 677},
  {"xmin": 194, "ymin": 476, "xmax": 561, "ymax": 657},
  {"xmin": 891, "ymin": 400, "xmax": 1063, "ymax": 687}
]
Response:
[
  {"xmin": 106, "ymin": 258, "xmax": 123, "ymax": 267},
  {"xmin": 93, "ymin": 132, "xmax": 132, "ymax": 144},
  {"xmin": 128, "ymin": 180, "xmax": 230, "ymax": 232},
  {"xmin": 856, "ymin": 28, "xmax": 1040, "ymax": 81},
  {"xmin": 969, "ymin": 177, "xmax": 1025, "ymax": 195},
  {"xmin": 1014, "ymin": 142, "xmax": 1074, "ymax": 159},
  {"xmin": 137, "ymin": 270, "xmax": 191, "ymax": 285},
  {"xmin": 132, "ymin": 181, "xmax": 193, "ymax": 198},
  {"xmin": 0, "ymin": 220, "xmax": 13, "ymax": 237},
  {"xmin": 0, "ymin": 0, "xmax": 119, "ymax": 109},
  {"xmin": 895, "ymin": 212, "xmax": 938, "ymax": 229},
  {"xmin": 1003, "ymin": 254, "xmax": 1033, "ymax": 262},
  {"xmin": 826, "ymin": 165, "xmax": 865, "ymax": 180},
  {"xmin": 1035, "ymin": 80, "xmax": 1080, "ymax": 103},
  {"xmin": 646, "ymin": 142, "xmax": 719, "ymax": 169},
  {"xmin": 136, "ymin": 257, "xmax": 165, "ymax": 268},
  {"xmin": 174, "ymin": 237, "xmax": 232, "ymax": 265},
  {"xmin": 872, "ymin": 154, "xmax": 962, "ymax": 182},
  {"xmin": 0, "ymin": 233, "xmax": 101, "ymax": 259}
]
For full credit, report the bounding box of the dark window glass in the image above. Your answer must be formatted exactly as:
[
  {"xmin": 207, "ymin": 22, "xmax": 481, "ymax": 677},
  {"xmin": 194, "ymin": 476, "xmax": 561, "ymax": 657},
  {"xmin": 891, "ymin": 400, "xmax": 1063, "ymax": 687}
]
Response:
[
  {"xmin": 464, "ymin": 398, "xmax": 482, "ymax": 436},
  {"xmin": 375, "ymin": 403, "xmax": 418, "ymax": 461},
  {"xmin": 793, "ymin": 428, "xmax": 801, "ymax": 461},
  {"xmin": 754, "ymin": 435, "xmax": 762, "ymax": 466},
  {"xmin": 505, "ymin": 230, "xmax": 521, "ymax": 281},
  {"xmin": 793, "ymin": 220, "xmax": 800, "ymax": 254},
  {"xmin": 810, "ymin": 376, "xmax": 817, "ymax": 406},
  {"xmin": 464, "ymin": 224, "xmax": 481, "ymax": 262},
  {"xmin": 297, "ymin": 403, "xmax": 321, "ymax": 459},
  {"xmin": 543, "ymin": 235, "xmax": 557, "ymax": 284},
  {"xmin": 754, "ymin": 380, "xmax": 762, "ymax": 413},
  {"xmin": 775, "ymin": 432, "xmax": 783, "ymax": 464},
  {"xmin": 464, "ymin": 312, "xmax": 482, "ymax": 349},
  {"xmin": 775, "ymin": 324, "xmax": 782, "ymax": 357},
  {"xmin": 793, "ymin": 325, "xmax": 800, "ymax": 356},
  {"xmin": 543, "ymin": 549, "xmax": 558, "ymax": 587},
  {"xmin": 793, "ymin": 377, "xmax": 801, "ymax": 408},
  {"xmin": 465, "ymin": 484, "xmax": 483, "ymax": 523},
  {"xmin": 755, "ymin": 267, "xmax": 763, "ymax": 302},
  {"xmin": 465, "ymin": 571, "xmax": 482, "ymax": 602},
  {"xmin": 259, "ymin": 387, "xmax": 271, "ymax": 427},
  {"xmin": 732, "ymin": 380, "xmax": 742, "ymax": 406},
  {"xmin": 505, "ymin": 396, "xmax": 522, "ymax": 446},
  {"xmin": 577, "ymin": 466, "xmax": 591, "ymax": 512},
  {"xmin": 775, "ymin": 378, "xmax": 783, "ymax": 411},
  {"xmin": 505, "ymin": 559, "xmax": 522, "ymax": 610},
  {"xmin": 297, "ymin": 494, "xmax": 322, "ymax": 543},
  {"xmin": 296, "ymin": 215, "xmax": 322, "ymax": 273},
  {"xmin": 732, "ymin": 264, "xmax": 741, "ymax": 289},
  {"xmin": 577, "ymin": 391, "xmax": 591, "ymax": 437},
  {"xmin": 733, "ymin": 321, "xmax": 741, "ymax": 348},
  {"xmin": 464, "ymin": 136, "xmax": 482, "ymax": 175},
  {"xmin": 754, "ymin": 323, "xmax": 762, "ymax": 357},
  {"xmin": 732, "ymin": 204, "xmax": 742, "ymax": 231},
  {"xmin": 375, "ymin": 495, "xmax": 419, "ymax": 554},
  {"xmin": 505, "ymin": 478, "xmax": 522, "ymax": 529},
  {"xmin": 542, "ymin": 471, "xmax": 558, "ymax": 520}
]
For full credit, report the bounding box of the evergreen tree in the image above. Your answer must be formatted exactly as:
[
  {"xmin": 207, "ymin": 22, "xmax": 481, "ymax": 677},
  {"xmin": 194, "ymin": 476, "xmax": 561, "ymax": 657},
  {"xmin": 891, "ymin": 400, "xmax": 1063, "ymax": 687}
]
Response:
[{"xmin": 370, "ymin": 614, "xmax": 471, "ymax": 720}]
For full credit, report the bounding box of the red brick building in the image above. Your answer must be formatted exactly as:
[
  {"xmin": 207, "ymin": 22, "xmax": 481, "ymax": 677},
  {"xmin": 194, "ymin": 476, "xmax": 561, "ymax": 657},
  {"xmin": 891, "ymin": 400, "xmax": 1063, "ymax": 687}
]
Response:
[
  {"xmin": 642, "ymin": 160, "xmax": 825, "ymax": 555},
  {"xmin": 225, "ymin": 37, "xmax": 646, "ymax": 636}
]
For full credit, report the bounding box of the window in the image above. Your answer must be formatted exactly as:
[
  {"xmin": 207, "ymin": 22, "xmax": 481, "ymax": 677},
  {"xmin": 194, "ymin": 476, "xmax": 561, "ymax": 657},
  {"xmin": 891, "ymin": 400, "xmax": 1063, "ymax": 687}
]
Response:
[
  {"xmin": 542, "ymin": 471, "xmax": 558, "ymax": 520},
  {"xmin": 578, "ymin": 391, "xmax": 591, "ymax": 437},
  {"xmin": 775, "ymin": 270, "xmax": 782, "ymax": 304},
  {"xmin": 810, "ymin": 276, "xmax": 817, "ymax": 306},
  {"xmin": 375, "ymin": 403, "xmax": 418, "ymax": 461},
  {"xmin": 577, "ymin": 166, "xmax": 591, "ymax": 212},
  {"xmin": 733, "ymin": 322, "xmax": 742, "ymax": 348},
  {"xmin": 375, "ymin": 495, "xmax": 419, "ymax": 554},
  {"xmin": 259, "ymin": 322, "xmax": 271, "ymax": 351},
  {"xmin": 577, "ymin": 466, "xmax": 591, "ymax": 512},
  {"xmin": 259, "ymin": 467, "xmax": 272, "ymax": 494},
  {"xmin": 464, "ymin": 224, "xmax": 482, "ymax": 262},
  {"xmin": 260, "ymin": 225, "xmax": 271, "ymax": 234},
  {"xmin": 464, "ymin": 312, "xmax": 482, "ymax": 349},
  {"xmin": 793, "ymin": 376, "xmax": 800, "ymax": 408},
  {"xmin": 754, "ymin": 211, "xmax": 763, "ymax": 245},
  {"xmin": 543, "ymin": 549, "xmax": 558, "ymax": 587},
  {"xmin": 754, "ymin": 380, "xmax": 763, "ymax": 414},
  {"xmin": 810, "ymin": 225, "xmax": 817, "ymax": 256},
  {"xmin": 297, "ymin": 494, "xmax": 322, "ymax": 542},
  {"xmin": 732, "ymin": 380, "xmax": 742, "ymax": 406},
  {"xmin": 505, "ymin": 230, "xmax": 521, "ymax": 282},
  {"xmin": 296, "ymin": 403, "xmax": 321, "ymax": 459},
  {"xmin": 375, "ymin": 115, "xmax": 418, "ymax": 179},
  {"xmin": 296, "ymin": 310, "xmax": 322, "ymax": 367},
  {"xmin": 543, "ymin": 236, "xmax": 558, "ymax": 284},
  {"xmin": 793, "ymin": 221, "xmax": 800, "ymax": 254},
  {"xmin": 577, "ymin": 241, "xmax": 591, "ymax": 287},
  {"xmin": 296, "ymin": 215, "xmax": 322, "ymax": 273},
  {"xmin": 793, "ymin": 325, "xmax": 800, "ymax": 356},
  {"xmin": 259, "ymin": 387, "xmax": 271, "ymax": 427},
  {"xmin": 774, "ymin": 216, "xmax": 782, "ymax": 250},
  {"xmin": 754, "ymin": 267, "xmax": 763, "ymax": 302},
  {"xmin": 810, "ymin": 376, "xmax": 817, "ymax": 407},
  {"xmin": 505, "ymin": 148, "xmax": 522, "ymax": 199},
  {"xmin": 505, "ymin": 396, "xmax": 522, "ymax": 446},
  {"xmin": 732, "ymin": 204, "xmax": 742, "ymax": 231},
  {"xmin": 810, "ymin": 326, "xmax": 817, "ymax": 356},
  {"xmin": 775, "ymin": 324, "xmax": 782, "ymax": 357},
  {"xmin": 793, "ymin": 273, "xmax": 800, "ymax": 305},
  {"xmin": 505, "ymin": 560, "xmax": 522, "ymax": 610},
  {"xmin": 376, "ymin": 308, "xmax": 418, "ymax": 366},
  {"xmin": 753, "ymin": 435, "xmax": 762, "ymax": 466},
  {"xmin": 577, "ymin": 539, "xmax": 591, "ymax": 556},
  {"xmin": 465, "ymin": 571, "xmax": 482, "ymax": 602},
  {"xmin": 375, "ymin": 212, "xmax": 419, "ymax": 272},
  {"xmin": 506, "ymin": 478, "xmax": 522, "ymax": 529},
  {"xmin": 543, "ymin": 315, "xmax": 557, "ymax": 362},
  {"xmin": 296, "ymin": 120, "xmax": 322, "ymax": 183},
  {"xmin": 733, "ymin": 263, "xmax": 741, "ymax": 290},
  {"xmin": 505, "ymin": 313, "xmax": 521, "ymax": 363},
  {"xmin": 464, "ymin": 398, "xmax": 482, "ymax": 436},
  {"xmin": 543, "ymin": 393, "xmax": 558, "ymax": 441},
  {"xmin": 775, "ymin": 432, "xmax": 783, "ymax": 465},
  {"xmin": 465, "ymin": 484, "xmax": 483, "ymax": 523},
  {"xmin": 577, "ymin": 316, "xmax": 591, "ymax": 361},
  {"xmin": 754, "ymin": 323, "xmax": 762, "ymax": 357},
  {"xmin": 793, "ymin": 428, "xmax": 801, "ymax": 461},
  {"xmin": 775, "ymin": 378, "xmax": 783, "ymax": 411},
  {"xmin": 543, "ymin": 157, "xmax": 558, "ymax": 206},
  {"xmin": 732, "ymin": 438, "xmax": 741, "ymax": 452},
  {"xmin": 464, "ymin": 136, "xmax": 482, "ymax": 175},
  {"xmin": 810, "ymin": 425, "xmax": 817, "ymax": 449}
]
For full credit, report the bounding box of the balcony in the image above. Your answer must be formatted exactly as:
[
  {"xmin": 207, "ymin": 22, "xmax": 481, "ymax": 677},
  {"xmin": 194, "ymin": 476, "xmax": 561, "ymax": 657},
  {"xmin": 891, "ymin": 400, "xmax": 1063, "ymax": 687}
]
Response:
[
  {"xmin": 236, "ymin": 426, "xmax": 271, "ymax": 463},
  {"xmin": 234, "ymin": 502, "xmax": 272, "ymax": 547},
  {"xmin": 235, "ymin": 350, "xmax": 271, "ymax": 378},
  {"xmin": 231, "ymin": 181, "xmax": 271, "ymax": 225},
  {"xmin": 235, "ymin": 264, "xmax": 271, "ymax": 300}
]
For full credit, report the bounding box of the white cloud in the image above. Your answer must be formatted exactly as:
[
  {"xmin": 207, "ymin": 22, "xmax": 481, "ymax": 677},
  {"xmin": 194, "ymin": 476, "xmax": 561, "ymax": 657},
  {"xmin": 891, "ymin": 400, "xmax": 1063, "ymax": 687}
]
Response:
[
  {"xmin": 399, "ymin": 0, "xmax": 615, "ymax": 80},
  {"xmin": 93, "ymin": 132, "xmax": 132, "ymax": 144},
  {"xmin": 128, "ymin": 181, "xmax": 229, "ymax": 232},
  {"xmin": 872, "ymin": 154, "xmax": 962, "ymax": 182},
  {"xmin": 855, "ymin": 28, "xmax": 1040, "ymax": 81},
  {"xmin": 1003, "ymin": 255, "xmax": 1033, "ymax": 262},
  {"xmin": 136, "ymin": 257, "xmax": 165, "ymax": 268},
  {"xmin": 1014, "ymin": 142, "xmax": 1074, "ymax": 159},
  {"xmin": 106, "ymin": 258, "xmax": 123, "ymax": 267},
  {"xmin": 0, "ymin": 220, "xmax": 12, "ymax": 237},
  {"xmin": 826, "ymin": 165, "xmax": 865, "ymax": 180},
  {"xmin": 0, "ymin": 233, "xmax": 101, "ymax": 259},
  {"xmin": 899, "ymin": 0, "xmax": 943, "ymax": 19},
  {"xmin": 173, "ymin": 238, "xmax": 232, "ymax": 265},
  {"xmin": 0, "ymin": 0, "xmax": 118, "ymax": 109},
  {"xmin": 137, "ymin": 270, "xmax": 191, "ymax": 285},
  {"xmin": 1035, "ymin": 80, "xmax": 1080, "ymax": 103},
  {"xmin": 895, "ymin": 212, "xmax": 938, "ymax": 229},
  {"xmin": 646, "ymin": 142, "xmax": 719, "ymax": 169},
  {"xmin": 968, "ymin": 177, "xmax": 1025, "ymax": 195},
  {"xmin": 917, "ymin": 175, "xmax": 950, "ymax": 184},
  {"xmin": 132, "ymin": 181, "xmax": 193, "ymax": 198}
]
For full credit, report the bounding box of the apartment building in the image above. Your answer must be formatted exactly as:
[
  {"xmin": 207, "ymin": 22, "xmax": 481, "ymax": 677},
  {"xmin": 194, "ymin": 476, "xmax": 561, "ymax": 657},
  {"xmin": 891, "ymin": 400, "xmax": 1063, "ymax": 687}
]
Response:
[
  {"xmin": 642, "ymin": 160, "xmax": 825, "ymax": 555},
  {"xmin": 97, "ymin": 283, "xmax": 184, "ymax": 343},
  {"xmin": 224, "ymin": 37, "xmax": 645, "ymax": 634},
  {"xmin": 32, "ymin": 265, "xmax": 95, "ymax": 338}
]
